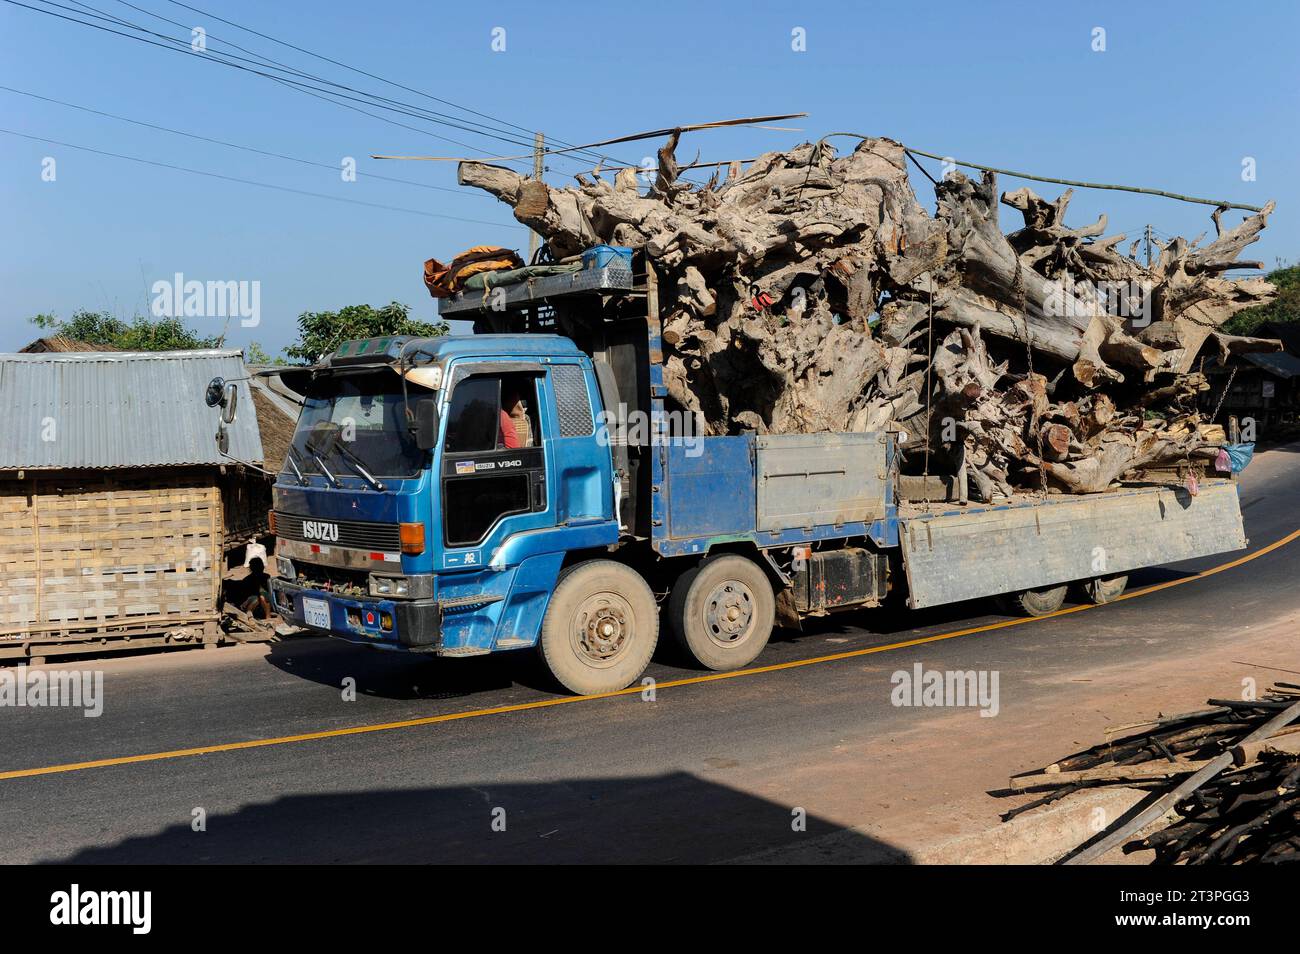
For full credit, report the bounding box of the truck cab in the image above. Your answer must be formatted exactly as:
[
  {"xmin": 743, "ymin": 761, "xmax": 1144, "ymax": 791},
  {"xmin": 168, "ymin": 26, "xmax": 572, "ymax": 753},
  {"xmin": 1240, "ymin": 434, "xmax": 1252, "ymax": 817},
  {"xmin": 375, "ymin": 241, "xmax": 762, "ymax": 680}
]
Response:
[{"xmin": 267, "ymin": 334, "xmax": 622, "ymax": 664}]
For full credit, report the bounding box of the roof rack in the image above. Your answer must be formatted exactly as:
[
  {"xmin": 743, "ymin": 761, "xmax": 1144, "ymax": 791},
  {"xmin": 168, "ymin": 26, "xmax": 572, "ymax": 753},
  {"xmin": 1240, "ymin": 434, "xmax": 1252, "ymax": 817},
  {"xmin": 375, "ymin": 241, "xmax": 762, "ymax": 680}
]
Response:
[{"xmin": 437, "ymin": 263, "xmax": 634, "ymax": 317}]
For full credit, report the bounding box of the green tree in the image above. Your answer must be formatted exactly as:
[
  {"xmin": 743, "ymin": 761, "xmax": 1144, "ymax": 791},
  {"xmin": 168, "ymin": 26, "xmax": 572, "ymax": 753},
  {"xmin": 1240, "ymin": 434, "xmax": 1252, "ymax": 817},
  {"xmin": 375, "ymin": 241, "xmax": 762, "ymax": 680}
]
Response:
[
  {"xmin": 29, "ymin": 309, "xmax": 221, "ymax": 350},
  {"xmin": 1222, "ymin": 263, "xmax": 1300, "ymax": 335},
  {"xmin": 244, "ymin": 341, "xmax": 289, "ymax": 366},
  {"xmin": 284, "ymin": 301, "xmax": 447, "ymax": 364}
]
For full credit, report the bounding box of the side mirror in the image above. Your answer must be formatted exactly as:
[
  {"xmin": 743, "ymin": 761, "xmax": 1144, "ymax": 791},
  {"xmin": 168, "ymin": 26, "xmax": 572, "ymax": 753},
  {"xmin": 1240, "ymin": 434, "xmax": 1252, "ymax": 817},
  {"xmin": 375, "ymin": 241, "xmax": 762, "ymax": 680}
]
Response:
[
  {"xmin": 216, "ymin": 422, "xmax": 230, "ymax": 455},
  {"xmin": 205, "ymin": 376, "xmax": 226, "ymax": 408},
  {"xmin": 220, "ymin": 382, "xmax": 239, "ymax": 425},
  {"xmin": 207, "ymin": 375, "xmax": 239, "ymax": 424},
  {"xmin": 414, "ymin": 400, "xmax": 439, "ymax": 451}
]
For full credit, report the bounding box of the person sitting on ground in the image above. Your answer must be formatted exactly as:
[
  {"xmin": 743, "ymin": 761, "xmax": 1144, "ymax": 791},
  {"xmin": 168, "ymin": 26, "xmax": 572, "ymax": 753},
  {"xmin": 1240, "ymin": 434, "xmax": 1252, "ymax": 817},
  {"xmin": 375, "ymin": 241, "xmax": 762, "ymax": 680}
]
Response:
[{"xmin": 240, "ymin": 557, "xmax": 273, "ymax": 620}]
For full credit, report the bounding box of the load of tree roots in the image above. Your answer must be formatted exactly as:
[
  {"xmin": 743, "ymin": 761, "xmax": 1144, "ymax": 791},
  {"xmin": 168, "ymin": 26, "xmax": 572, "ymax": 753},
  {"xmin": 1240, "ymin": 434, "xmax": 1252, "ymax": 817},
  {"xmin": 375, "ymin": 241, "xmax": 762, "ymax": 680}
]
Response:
[{"xmin": 459, "ymin": 134, "xmax": 1279, "ymax": 499}]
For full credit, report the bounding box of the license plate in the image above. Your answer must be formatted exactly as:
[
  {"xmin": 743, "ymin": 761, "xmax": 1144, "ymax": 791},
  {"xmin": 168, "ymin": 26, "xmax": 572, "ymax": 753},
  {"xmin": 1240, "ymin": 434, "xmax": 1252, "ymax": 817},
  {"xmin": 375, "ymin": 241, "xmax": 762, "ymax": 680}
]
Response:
[{"xmin": 302, "ymin": 597, "xmax": 330, "ymax": 629}]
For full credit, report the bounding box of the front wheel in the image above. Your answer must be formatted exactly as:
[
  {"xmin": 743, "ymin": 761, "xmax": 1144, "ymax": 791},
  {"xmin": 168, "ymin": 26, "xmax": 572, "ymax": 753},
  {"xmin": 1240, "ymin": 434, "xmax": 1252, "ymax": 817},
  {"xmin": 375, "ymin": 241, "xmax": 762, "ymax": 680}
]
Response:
[
  {"xmin": 538, "ymin": 560, "xmax": 658, "ymax": 695},
  {"xmin": 667, "ymin": 554, "xmax": 775, "ymax": 671}
]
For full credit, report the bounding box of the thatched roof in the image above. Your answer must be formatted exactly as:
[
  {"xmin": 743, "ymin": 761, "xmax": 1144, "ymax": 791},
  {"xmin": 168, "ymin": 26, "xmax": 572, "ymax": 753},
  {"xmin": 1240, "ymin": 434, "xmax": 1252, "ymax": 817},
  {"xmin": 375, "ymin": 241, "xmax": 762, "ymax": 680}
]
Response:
[{"xmin": 19, "ymin": 336, "xmax": 122, "ymax": 354}]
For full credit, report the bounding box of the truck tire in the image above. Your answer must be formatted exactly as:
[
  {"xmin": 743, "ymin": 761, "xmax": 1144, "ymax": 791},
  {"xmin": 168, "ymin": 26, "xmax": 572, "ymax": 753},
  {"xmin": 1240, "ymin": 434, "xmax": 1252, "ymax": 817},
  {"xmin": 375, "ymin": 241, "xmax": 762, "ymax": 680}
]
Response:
[
  {"xmin": 1084, "ymin": 574, "xmax": 1128, "ymax": 604},
  {"xmin": 668, "ymin": 554, "xmax": 775, "ymax": 671},
  {"xmin": 538, "ymin": 560, "xmax": 658, "ymax": 695},
  {"xmin": 995, "ymin": 584, "xmax": 1068, "ymax": 617}
]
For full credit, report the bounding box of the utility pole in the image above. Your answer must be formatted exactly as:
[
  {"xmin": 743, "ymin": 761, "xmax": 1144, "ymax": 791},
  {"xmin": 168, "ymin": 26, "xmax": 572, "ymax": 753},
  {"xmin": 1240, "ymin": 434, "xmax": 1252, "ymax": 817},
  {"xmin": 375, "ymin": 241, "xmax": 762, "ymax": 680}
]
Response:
[
  {"xmin": 1144, "ymin": 223, "xmax": 1152, "ymax": 268},
  {"xmin": 528, "ymin": 131, "xmax": 544, "ymax": 262}
]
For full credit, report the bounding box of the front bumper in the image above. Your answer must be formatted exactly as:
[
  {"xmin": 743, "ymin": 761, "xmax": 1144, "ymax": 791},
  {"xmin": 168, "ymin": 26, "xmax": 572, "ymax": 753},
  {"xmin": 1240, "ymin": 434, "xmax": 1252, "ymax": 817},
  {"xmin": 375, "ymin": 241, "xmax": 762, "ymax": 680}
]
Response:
[{"xmin": 271, "ymin": 578, "xmax": 441, "ymax": 650}]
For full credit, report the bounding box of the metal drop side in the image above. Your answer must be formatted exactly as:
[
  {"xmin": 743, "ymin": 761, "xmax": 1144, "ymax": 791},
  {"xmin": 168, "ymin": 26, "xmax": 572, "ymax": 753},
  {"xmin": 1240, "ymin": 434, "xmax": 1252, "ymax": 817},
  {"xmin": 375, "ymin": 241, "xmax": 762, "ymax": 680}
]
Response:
[{"xmin": 900, "ymin": 480, "xmax": 1248, "ymax": 609}]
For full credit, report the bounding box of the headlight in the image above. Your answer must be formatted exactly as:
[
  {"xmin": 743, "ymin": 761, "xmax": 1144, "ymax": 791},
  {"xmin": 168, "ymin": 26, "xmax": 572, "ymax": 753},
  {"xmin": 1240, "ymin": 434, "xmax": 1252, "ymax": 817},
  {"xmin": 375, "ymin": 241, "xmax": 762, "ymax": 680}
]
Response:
[
  {"xmin": 277, "ymin": 555, "xmax": 295, "ymax": 579},
  {"xmin": 367, "ymin": 574, "xmax": 431, "ymax": 599},
  {"xmin": 368, "ymin": 575, "xmax": 409, "ymax": 597}
]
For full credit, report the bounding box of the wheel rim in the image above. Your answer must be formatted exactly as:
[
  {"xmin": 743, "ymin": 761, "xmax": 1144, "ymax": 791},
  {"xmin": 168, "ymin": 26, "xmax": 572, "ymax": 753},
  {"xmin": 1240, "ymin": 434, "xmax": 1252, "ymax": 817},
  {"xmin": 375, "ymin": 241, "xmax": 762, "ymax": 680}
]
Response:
[
  {"xmin": 703, "ymin": 580, "xmax": 756, "ymax": 648},
  {"xmin": 571, "ymin": 591, "xmax": 634, "ymax": 669}
]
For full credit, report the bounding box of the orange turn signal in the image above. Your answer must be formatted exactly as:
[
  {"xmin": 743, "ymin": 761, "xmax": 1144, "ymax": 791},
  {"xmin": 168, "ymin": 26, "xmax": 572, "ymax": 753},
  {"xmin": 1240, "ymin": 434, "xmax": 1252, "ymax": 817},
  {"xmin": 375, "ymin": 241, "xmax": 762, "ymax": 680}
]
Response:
[
  {"xmin": 268, "ymin": 510, "xmax": 278, "ymax": 534},
  {"xmin": 399, "ymin": 522, "xmax": 426, "ymax": 555}
]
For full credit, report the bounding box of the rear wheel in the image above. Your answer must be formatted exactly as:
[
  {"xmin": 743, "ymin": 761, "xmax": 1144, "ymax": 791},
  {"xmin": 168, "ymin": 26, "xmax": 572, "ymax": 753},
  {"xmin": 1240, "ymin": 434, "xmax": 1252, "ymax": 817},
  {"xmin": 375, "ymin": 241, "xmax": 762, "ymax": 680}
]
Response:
[
  {"xmin": 668, "ymin": 554, "xmax": 775, "ymax": 671},
  {"xmin": 995, "ymin": 583, "xmax": 1068, "ymax": 617},
  {"xmin": 1084, "ymin": 574, "xmax": 1128, "ymax": 604},
  {"xmin": 539, "ymin": 560, "xmax": 658, "ymax": 695}
]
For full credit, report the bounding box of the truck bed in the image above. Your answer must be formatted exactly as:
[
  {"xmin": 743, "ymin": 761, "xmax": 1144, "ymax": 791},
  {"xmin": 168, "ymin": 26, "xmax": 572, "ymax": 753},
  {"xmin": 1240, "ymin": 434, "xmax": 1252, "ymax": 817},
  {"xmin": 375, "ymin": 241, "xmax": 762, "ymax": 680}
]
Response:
[{"xmin": 898, "ymin": 479, "xmax": 1246, "ymax": 609}]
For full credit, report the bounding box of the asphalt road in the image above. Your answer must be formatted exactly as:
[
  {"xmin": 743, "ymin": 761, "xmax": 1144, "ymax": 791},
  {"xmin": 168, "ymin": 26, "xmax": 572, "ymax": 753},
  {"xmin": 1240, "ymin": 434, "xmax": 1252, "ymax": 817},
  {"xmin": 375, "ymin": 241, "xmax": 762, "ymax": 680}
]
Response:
[{"xmin": 2, "ymin": 445, "xmax": 1297, "ymax": 864}]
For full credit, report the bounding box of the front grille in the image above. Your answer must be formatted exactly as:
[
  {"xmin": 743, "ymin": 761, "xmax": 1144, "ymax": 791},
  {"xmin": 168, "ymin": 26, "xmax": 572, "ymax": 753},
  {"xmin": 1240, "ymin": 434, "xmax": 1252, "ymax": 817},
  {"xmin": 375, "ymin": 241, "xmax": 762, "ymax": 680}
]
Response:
[
  {"xmin": 282, "ymin": 563, "xmax": 369, "ymax": 597},
  {"xmin": 275, "ymin": 512, "xmax": 401, "ymax": 551}
]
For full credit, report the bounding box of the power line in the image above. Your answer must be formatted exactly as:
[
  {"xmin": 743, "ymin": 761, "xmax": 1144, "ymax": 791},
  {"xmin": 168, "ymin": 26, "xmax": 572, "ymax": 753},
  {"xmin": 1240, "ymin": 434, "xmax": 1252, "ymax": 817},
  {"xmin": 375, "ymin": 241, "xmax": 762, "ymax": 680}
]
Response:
[
  {"xmin": 112, "ymin": 0, "xmax": 685, "ymax": 177},
  {"xmin": 160, "ymin": 0, "xmax": 538, "ymax": 144},
  {"xmin": 7, "ymin": 0, "xmax": 544, "ymax": 159},
  {"xmin": 158, "ymin": 0, "xmax": 648, "ymax": 171},
  {"xmin": 47, "ymin": 0, "xmax": 537, "ymax": 150},
  {"xmin": 1, "ymin": 128, "xmax": 521, "ymax": 227},
  {"xmin": 100, "ymin": 0, "xmax": 551, "ymax": 151},
  {"xmin": 10, "ymin": 0, "xmax": 702, "ymax": 189},
  {"xmin": 0, "ymin": 84, "xmax": 492, "ymax": 198},
  {"xmin": 244, "ymin": 70, "xmax": 528, "ymax": 169},
  {"xmin": 77, "ymin": 0, "xmax": 644, "ymax": 178}
]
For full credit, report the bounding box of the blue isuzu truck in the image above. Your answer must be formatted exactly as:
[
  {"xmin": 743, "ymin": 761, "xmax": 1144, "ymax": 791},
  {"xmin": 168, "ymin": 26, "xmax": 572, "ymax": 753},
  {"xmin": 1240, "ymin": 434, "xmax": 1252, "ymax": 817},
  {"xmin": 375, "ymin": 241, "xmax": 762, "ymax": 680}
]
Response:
[{"xmin": 208, "ymin": 257, "xmax": 1248, "ymax": 694}]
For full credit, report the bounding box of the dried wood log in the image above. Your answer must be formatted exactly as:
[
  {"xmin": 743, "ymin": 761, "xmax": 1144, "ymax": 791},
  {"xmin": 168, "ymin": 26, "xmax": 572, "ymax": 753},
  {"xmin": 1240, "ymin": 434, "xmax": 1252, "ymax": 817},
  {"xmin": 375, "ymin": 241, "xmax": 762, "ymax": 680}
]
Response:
[
  {"xmin": 995, "ymin": 688, "xmax": 1300, "ymax": 864},
  {"xmin": 1010, "ymin": 758, "xmax": 1213, "ymax": 791}
]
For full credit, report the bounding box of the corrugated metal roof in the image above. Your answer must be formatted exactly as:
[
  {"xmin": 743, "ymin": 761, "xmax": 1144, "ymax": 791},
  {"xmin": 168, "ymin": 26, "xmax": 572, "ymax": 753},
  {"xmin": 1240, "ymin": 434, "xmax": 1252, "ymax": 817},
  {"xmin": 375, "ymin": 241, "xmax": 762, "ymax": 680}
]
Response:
[
  {"xmin": 0, "ymin": 350, "xmax": 263, "ymax": 469},
  {"xmin": 1245, "ymin": 351, "xmax": 1300, "ymax": 380}
]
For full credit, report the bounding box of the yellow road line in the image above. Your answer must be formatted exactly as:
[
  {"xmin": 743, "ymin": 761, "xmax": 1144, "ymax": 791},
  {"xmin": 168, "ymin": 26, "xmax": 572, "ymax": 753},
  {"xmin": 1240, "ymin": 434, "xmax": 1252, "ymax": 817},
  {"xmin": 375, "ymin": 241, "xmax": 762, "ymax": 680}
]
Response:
[{"xmin": 4, "ymin": 527, "xmax": 1298, "ymax": 783}]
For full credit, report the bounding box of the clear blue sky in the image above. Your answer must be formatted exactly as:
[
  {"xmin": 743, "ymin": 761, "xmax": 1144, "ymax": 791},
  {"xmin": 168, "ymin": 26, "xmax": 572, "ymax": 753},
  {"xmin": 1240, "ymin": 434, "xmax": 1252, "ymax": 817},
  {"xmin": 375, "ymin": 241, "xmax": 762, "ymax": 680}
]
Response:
[{"xmin": 2, "ymin": 0, "xmax": 1296, "ymax": 353}]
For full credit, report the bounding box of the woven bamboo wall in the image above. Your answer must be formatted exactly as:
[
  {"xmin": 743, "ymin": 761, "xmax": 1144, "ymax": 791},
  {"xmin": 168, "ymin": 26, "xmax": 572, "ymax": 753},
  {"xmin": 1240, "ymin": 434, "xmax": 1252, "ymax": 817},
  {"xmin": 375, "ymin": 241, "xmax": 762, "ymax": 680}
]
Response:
[
  {"xmin": 220, "ymin": 467, "xmax": 272, "ymax": 553},
  {"xmin": 0, "ymin": 471, "xmax": 223, "ymax": 637}
]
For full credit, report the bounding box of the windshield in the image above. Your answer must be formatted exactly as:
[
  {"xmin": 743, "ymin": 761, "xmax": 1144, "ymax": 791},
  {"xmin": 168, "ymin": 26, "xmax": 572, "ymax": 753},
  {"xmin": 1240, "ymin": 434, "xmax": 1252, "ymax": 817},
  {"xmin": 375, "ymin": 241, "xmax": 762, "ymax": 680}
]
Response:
[{"xmin": 288, "ymin": 371, "xmax": 433, "ymax": 480}]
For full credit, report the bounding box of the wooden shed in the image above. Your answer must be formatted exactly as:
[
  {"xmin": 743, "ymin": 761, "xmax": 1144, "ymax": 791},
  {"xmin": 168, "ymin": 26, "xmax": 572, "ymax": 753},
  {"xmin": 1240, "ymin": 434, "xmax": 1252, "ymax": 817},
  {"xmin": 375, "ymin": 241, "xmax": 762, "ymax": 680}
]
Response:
[{"xmin": 0, "ymin": 349, "xmax": 264, "ymax": 661}]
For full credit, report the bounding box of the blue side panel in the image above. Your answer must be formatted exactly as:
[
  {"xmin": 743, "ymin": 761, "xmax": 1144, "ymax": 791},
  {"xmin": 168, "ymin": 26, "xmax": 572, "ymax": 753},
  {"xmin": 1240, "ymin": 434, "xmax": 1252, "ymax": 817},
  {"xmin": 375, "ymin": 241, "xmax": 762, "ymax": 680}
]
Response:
[
  {"xmin": 436, "ymin": 567, "xmax": 517, "ymax": 652},
  {"xmin": 491, "ymin": 522, "xmax": 619, "ymax": 567},
  {"xmin": 650, "ymin": 427, "xmax": 902, "ymax": 558},
  {"xmin": 666, "ymin": 437, "xmax": 755, "ymax": 540},
  {"xmin": 439, "ymin": 534, "xmax": 608, "ymax": 653},
  {"xmin": 493, "ymin": 551, "xmax": 566, "ymax": 648},
  {"xmin": 547, "ymin": 364, "xmax": 614, "ymax": 526}
]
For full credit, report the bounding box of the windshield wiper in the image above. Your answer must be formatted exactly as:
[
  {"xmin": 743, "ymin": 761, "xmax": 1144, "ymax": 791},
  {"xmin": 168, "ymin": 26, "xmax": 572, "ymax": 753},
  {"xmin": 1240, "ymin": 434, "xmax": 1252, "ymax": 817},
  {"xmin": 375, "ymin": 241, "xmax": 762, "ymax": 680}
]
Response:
[
  {"xmin": 327, "ymin": 438, "xmax": 386, "ymax": 492},
  {"xmin": 304, "ymin": 441, "xmax": 342, "ymax": 488},
  {"xmin": 284, "ymin": 446, "xmax": 309, "ymax": 485}
]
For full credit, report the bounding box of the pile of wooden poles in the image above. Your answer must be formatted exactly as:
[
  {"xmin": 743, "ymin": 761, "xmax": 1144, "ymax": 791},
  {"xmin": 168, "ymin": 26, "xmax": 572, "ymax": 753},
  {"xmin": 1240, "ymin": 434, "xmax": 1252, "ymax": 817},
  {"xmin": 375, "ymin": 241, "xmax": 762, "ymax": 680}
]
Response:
[{"xmin": 1002, "ymin": 685, "xmax": 1300, "ymax": 863}]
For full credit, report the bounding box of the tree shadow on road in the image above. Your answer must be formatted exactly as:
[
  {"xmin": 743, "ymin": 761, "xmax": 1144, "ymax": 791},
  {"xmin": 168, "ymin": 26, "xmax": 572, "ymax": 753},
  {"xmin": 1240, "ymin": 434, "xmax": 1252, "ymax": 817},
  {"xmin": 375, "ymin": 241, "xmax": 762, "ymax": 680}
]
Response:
[{"xmin": 42, "ymin": 772, "xmax": 912, "ymax": 865}]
